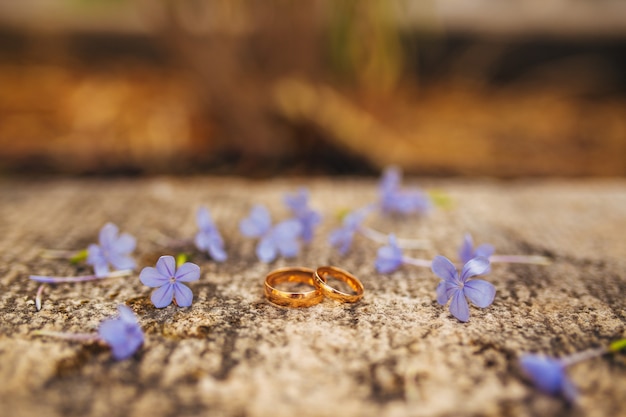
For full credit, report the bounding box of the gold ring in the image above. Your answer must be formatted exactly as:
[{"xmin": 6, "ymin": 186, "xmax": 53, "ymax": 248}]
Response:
[
  {"xmin": 264, "ymin": 267, "xmax": 324, "ymax": 307},
  {"xmin": 314, "ymin": 266, "xmax": 364, "ymax": 303}
]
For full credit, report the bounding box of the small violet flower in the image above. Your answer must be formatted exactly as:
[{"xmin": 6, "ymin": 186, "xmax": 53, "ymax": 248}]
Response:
[
  {"xmin": 378, "ymin": 166, "xmax": 430, "ymax": 215},
  {"xmin": 284, "ymin": 188, "xmax": 322, "ymax": 243},
  {"xmin": 87, "ymin": 223, "xmax": 136, "ymax": 278},
  {"xmin": 519, "ymin": 355, "xmax": 577, "ymax": 403},
  {"xmin": 98, "ymin": 305, "xmax": 144, "ymax": 360},
  {"xmin": 458, "ymin": 233, "xmax": 494, "ymax": 264},
  {"xmin": 240, "ymin": 205, "xmax": 302, "ymax": 262},
  {"xmin": 328, "ymin": 207, "xmax": 371, "ymax": 256},
  {"xmin": 432, "ymin": 255, "xmax": 495, "ymax": 322},
  {"xmin": 195, "ymin": 206, "xmax": 227, "ymax": 262},
  {"xmin": 375, "ymin": 234, "xmax": 404, "ymax": 273},
  {"xmin": 140, "ymin": 255, "xmax": 200, "ymax": 308}
]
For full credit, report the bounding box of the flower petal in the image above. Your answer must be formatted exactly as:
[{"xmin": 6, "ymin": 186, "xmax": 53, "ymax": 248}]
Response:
[
  {"xmin": 87, "ymin": 244, "xmax": 104, "ymax": 264},
  {"xmin": 156, "ymin": 255, "xmax": 176, "ymax": 278},
  {"xmin": 151, "ymin": 284, "xmax": 174, "ymax": 308},
  {"xmin": 284, "ymin": 188, "xmax": 308, "ymax": 213},
  {"xmin": 139, "ymin": 266, "xmax": 169, "ymax": 287},
  {"xmin": 208, "ymin": 240, "xmax": 227, "ymax": 262},
  {"xmin": 431, "ymin": 255, "xmax": 458, "ymax": 282},
  {"xmin": 520, "ymin": 355, "xmax": 567, "ymax": 396},
  {"xmin": 257, "ymin": 236, "xmax": 277, "ymax": 263},
  {"xmin": 475, "ymin": 243, "xmax": 495, "ymax": 259},
  {"xmin": 114, "ymin": 233, "xmax": 136, "ymax": 254},
  {"xmin": 273, "ymin": 219, "xmax": 303, "ymax": 240},
  {"xmin": 379, "ymin": 166, "xmax": 400, "ymax": 194},
  {"xmin": 329, "ymin": 227, "xmax": 355, "ymax": 256},
  {"xmin": 109, "ymin": 254, "xmax": 136, "ymax": 271},
  {"xmin": 99, "ymin": 223, "xmax": 119, "ymax": 247},
  {"xmin": 111, "ymin": 325, "xmax": 143, "ymax": 360},
  {"xmin": 173, "ymin": 283, "xmax": 194, "ymax": 307},
  {"xmin": 94, "ymin": 262, "xmax": 110, "ymax": 278},
  {"xmin": 464, "ymin": 279, "xmax": 496, "ymax": 308},
  {"xmin": 196, "ymin": 206, "xmax": 214, "ymax": 231},
  {"xmin": 175, "ymin": 262, "xmax": 201, "ymax": 282},
  {"xmin": 194, "ymin": 231, "xmax": 209, "ymax": 251},
  {"xmin": 449, "ymin": 289, "xmax": 470, "ymax": 322},
  {"xmin": 375, "ymin": 241, "xmax": 403, "ymax": 274},
  {"xmin": 98, "ymin": 319, "xmax": 125, "ymax": 347},
  {"xmin": 117, "ymin": 305, "xmax": 137, "ymax": 323},
  {"xmin": 460, "ymin": 256, "xmax": 491, "ymax": 282},
  {"xmin": 277, "ymin": 236, "xmax": 300, "ymax": 259},
  {"xmin": 240, "ymin": 205, "xmax": 271, "ymax": 237},
  {"xmin": 458, "ymin": 233, "xmax": 474, "ymax": 264},
  {"xmin": 436, "ymin": 281, "xmax": 449, "ymax": 305}
]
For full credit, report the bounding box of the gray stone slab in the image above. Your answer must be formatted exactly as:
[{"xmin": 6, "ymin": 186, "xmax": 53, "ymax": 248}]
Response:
[{"xmin": 0, "ymin": 177, "xmax": 624, "ymax": 417}]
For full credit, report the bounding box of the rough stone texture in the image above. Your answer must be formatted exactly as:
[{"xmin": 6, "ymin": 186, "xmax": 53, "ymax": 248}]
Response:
[{"xmin": 0, "ymin": 177, "xmax": 624, "ymax": 417}]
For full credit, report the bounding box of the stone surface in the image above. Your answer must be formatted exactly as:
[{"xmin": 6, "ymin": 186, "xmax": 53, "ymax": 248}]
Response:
[{"xmin": 0, "ymin": 177, "xmax": 624, "ymax": 417}]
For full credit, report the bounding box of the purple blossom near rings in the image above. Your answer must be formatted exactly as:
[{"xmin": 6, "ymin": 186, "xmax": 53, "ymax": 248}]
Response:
[
  {"xmin": 87, "ymin": 223, "xmax": 136, "ymax": 278},
  {"xmin": 140, "ymin": 255, "xmax": 200, "ymax": 308},
  {"xmin": 240, "ymin": 205, "xmax": 303, "ymax": 262},
  {"xmin": 98, "ymin": 305, "xmax": 144, "ymax": 360},
  {"xmin": 195, "ymin": 206, "xmax": 227, "ymax": 262},
  {"xmin": 375, "ymin": 234, "xmax": 404, "ymax": 273},
  {"xmin": 432, "ymin": 255, "xmax": 495, "ymax": 322},
  {"xmin": 284, "ymin": 188, "xmax": 322, "ymax": 243},
  {"xmin": 519, "ymin": 355, "xmax": 577, "ymax": 403},
  {"xmin": 328, "ymin": 207, "xmax": 371, "ymax": 256},
  {"xmin": 378, "ymin": 166, "xmax": 431, "ymax": 215},
  {"xmin": 458, "ymin": 233, "xmax": 495, "ymax": 264}
]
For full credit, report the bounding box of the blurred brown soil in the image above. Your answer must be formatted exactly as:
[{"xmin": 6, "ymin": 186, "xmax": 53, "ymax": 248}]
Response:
[{"xmin": 0, "ymin": 63, "xmax": 624, "ymax": 176}]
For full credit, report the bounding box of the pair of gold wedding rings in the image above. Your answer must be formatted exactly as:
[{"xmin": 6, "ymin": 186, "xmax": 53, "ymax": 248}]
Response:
[{"xmin": 264, "ymin": 266, "xmax": 364, "ymax": 307}]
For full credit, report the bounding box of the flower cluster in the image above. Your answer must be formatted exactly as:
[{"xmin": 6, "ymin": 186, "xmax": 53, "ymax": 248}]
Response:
[
  {"xmin": 328, "ymin": 167, "xmax": 431, "ymax": 256},
  {"xmin": 140, "ymin": 255, "xmax": 200, "ymax": 308},
  {"xmin": 87, "ymin": 223, "xmax": 137, "ymax": 278},
  {"xmin": 239, "ymin": 189, "xmax": 322, "ymax": 262},
  {"xmin": 378, "ymin": 166, "xmax": 431, "ymax": 215},
  {"xmin": 432, "ymin": 255, "xmax": 495, "ymax": 322}
]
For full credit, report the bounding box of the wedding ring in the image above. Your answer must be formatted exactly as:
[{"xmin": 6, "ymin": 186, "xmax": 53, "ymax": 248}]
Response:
[
  {"xmin": 314, "ymin": 266, "xmax": 364, "ymax": 303},
  {"xmin": 264, "ymin": 267, "xmax": 324, "ymax": 307}
]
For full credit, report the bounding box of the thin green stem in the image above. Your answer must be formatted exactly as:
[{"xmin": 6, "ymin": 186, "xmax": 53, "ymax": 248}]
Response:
[{"xmin": 609, "ymin": 339, "xmax": 626, "ymax": 353}]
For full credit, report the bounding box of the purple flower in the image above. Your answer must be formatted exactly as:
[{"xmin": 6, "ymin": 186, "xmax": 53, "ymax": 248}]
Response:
[
  {"xmin": 379, "ymin": 166, "xmax": 430, "ymax": 215},
  {"xmin": 458, "ymin": 233, "xmax": 495, "ymax": 264},
  {"xmin": 432, "ymin": 255, "xmax": 495, "ymax": 322},
  {"xmin": 284, "ymin": 188, "xmax": 321, "ymax": 243},
  {"xmin": 240, "ymin": 205, "xmax": 302, "ymax": 262},
  {"xmin": 328, "ymin": 207, "xmax": 370, "ymax": 255},
  {"xmin": 98, "ymin": 305, "xmax": 144, "ymax": 360},
  {"xmin": 375, "ymin": 234, "xmax": 404, "ymax": 273},
  {"xmin": 520, "ymin": 354, "xmax": 577, "ymax": 403},
  {"xmin": 195, "ymin": 206, "xmax": 227, "ymax": 262},
  {"xmin": 87, "ymin": 223, "xmax": 136, "ymax": 278},
  {"xmin": 139, "ymin": 255, "xmax": 200, "ymax": 308}
]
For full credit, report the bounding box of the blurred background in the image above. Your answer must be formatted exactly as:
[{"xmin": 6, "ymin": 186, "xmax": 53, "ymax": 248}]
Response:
[{"xmin": 0, "ymin": 0, "xmax": 624, "ymax": 177}]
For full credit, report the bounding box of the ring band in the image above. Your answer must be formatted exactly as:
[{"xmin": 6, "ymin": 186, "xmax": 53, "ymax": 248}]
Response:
[
  {"xmin": 314, "ymin": 266, "xmax": 364, "ymax": 303},
  {"xmin": 264, "ymin": 267, "xmax": 324, "ymax": 308}
]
